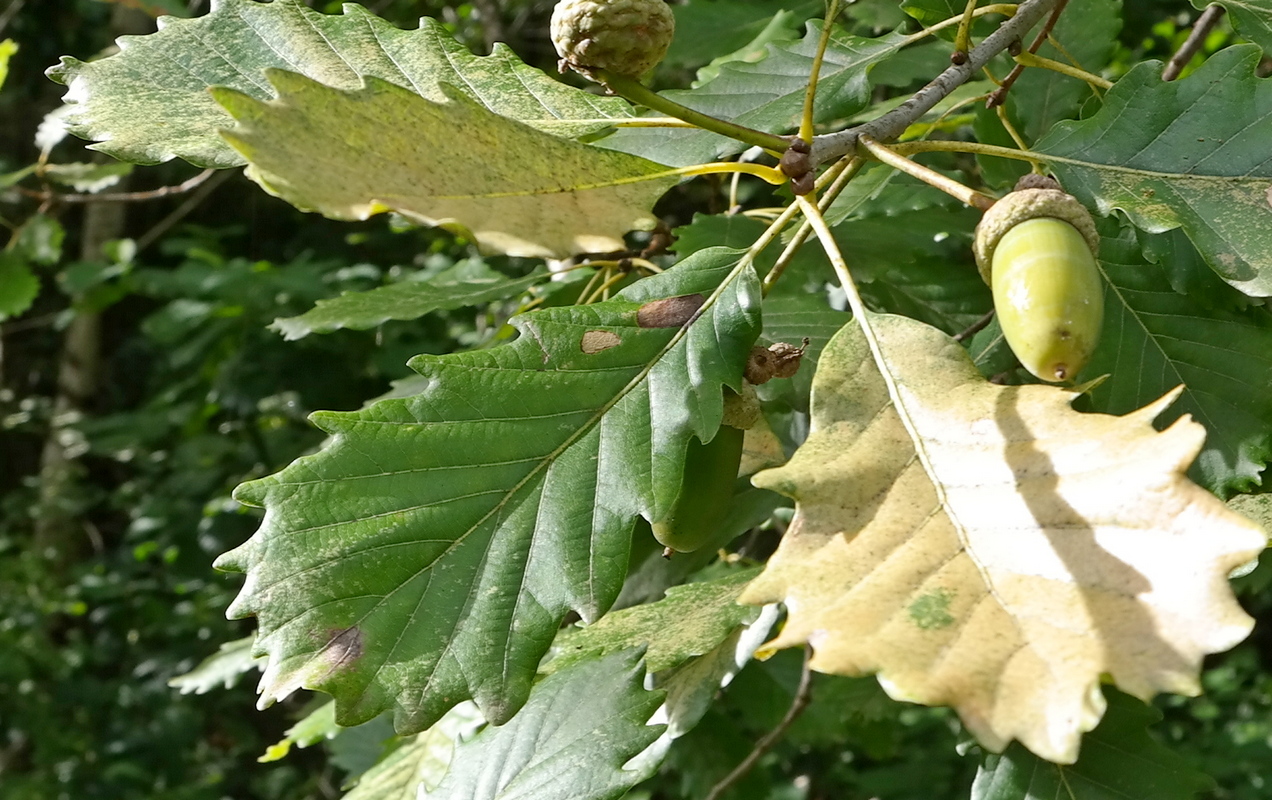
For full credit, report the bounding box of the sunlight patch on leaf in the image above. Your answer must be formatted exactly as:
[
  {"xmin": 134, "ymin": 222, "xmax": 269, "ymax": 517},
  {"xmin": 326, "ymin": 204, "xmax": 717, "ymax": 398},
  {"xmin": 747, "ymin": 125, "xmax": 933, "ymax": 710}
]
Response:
[
  {"xmin": 741, "ymin": 314, "xmax": 1267, "ymax": 764},
  {"xmin": 46, "ymin": 0, "xmax": 633, "ymax": 168},
  {"xmin": 214, "ymin": 71, "xmax": 677, "ymax": 258}
]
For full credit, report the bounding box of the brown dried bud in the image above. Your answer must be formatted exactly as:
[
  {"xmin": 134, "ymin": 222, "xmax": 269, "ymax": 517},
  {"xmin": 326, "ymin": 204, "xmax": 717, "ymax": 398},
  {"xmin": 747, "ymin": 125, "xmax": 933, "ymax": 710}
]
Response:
[{"xmin": 744, "ymin": 339, "xmax": 809, "ymax": 384}]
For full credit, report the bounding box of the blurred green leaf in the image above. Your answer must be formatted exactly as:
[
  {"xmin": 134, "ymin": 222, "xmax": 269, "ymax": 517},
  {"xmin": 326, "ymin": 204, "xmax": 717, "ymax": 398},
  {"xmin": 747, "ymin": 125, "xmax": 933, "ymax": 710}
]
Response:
[
  {"xmin": 42, "ymin": 161, "xmax": 133, "ymax": 193},
  {"xmin": 972, "ymin": 689, "xmax": 1213, "ymax": 800},
  {"xmin": 168, "ymin": 636, "xmax": 263, "ymax": 695},
  {"xmin": 0, "ymin": 253, "xmax": 39, "ymax": 320},
  {"xmin": 272, "ymin": 260, "xmax": 546, "ymax": 340}
]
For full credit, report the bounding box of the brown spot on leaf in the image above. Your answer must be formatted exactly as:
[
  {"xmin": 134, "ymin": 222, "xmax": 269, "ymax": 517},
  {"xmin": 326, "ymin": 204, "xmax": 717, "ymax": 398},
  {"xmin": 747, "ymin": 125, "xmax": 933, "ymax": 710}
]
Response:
[
  {"xmin": 320, "ymin": 626, "xmax": 363, "ymax": 676},
  {"xmin": 1266, "ymin": 185, "xmax": 1272, "ymax": 209},
  {"xmin": 637, "ymin": 294, "xmax": 704, "ymax": 328},
  {"xmin": 581, "ymin": 329, "xmax": 621, "ymax": 354}
]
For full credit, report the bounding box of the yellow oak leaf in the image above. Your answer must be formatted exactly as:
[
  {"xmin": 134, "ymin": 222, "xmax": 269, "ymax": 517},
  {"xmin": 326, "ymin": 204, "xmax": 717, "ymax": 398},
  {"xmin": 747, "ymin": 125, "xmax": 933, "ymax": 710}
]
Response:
[{"xmin": 740, "ymin": 313, "xmax": 1267, "ymax": 764}]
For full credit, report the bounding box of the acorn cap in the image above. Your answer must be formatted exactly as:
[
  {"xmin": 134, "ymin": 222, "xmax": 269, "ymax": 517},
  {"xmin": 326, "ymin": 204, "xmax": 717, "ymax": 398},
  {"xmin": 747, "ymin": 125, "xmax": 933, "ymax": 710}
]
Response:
[
  {"xmin": 973, "ymin": 178, "xmax": 1100, "ymax": 285},
  {"xmin": 550, "ymin": 0, "xmax": 675, "ymax": 80}
]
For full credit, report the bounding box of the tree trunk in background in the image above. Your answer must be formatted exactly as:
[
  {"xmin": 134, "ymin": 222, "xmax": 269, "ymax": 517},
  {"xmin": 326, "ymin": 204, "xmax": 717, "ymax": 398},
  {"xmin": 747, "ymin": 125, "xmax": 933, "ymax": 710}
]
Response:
[
  {"xmin": 31, "ymin": 198, "xmax": 123, "ymax": 570},
  {"xmin": 31, "ymin": 6, "xmax": 151, "ymax": 573}
]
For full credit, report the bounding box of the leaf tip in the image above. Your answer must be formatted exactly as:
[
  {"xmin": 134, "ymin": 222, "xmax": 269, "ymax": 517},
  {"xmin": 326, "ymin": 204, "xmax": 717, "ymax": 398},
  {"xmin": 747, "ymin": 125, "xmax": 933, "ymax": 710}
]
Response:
[{"xmin": 44, "ymin": 56, "xmax": 81, "ymax": 86}]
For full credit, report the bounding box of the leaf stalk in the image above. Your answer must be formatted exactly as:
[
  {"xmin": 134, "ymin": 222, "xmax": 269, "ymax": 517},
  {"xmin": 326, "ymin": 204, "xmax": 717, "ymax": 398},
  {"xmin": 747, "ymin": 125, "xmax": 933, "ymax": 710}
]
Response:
[
  {"xmin": 856, "ymin": 135, "xmax": 995, "ymax": 210},
  {"xmin": 598, "ymin": 70, "xmax": 790, "ymax": 154}
]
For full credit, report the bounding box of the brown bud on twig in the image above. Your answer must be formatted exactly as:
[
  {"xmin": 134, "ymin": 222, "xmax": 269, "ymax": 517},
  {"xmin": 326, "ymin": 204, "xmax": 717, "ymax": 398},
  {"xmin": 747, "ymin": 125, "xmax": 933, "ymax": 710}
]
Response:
[
  {"xmin": 779, "ymin": 139, "xmax": 812, "ymax": 178},
  {"xmin": 744, "ymin": 339, "xmax": 810, "ymax": 384}
]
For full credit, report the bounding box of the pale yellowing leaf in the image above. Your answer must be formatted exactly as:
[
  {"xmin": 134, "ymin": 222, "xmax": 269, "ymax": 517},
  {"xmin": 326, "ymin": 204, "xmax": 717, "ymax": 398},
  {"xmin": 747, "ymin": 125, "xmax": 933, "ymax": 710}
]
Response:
[
  {"xmin": 213, "ymin": 70, "xmax": 678, "ymax": 258},
  {"xmin": 741, "ymin": 314, "xmax": 1267, "ymax": 764}
]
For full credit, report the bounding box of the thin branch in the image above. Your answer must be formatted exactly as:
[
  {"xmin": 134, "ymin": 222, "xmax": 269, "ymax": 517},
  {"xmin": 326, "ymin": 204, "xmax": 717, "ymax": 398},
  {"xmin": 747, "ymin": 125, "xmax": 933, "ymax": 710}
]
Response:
[
  {"xmin": 19, "ymin": 168, "xmax": 218, "ymax": 205},
  {"xmin": 1163, "ymin": 4, "xmax": 1226, "ymax": 81},
  {"xmin": 986, "ymin": 0, "xmax": 1069, "ymax": 107},
  {"xmin": 952, "ymin": 0, "xmax": 979, "ymax": 63},
  {"xmin": 799, "ymin": 0, "xmax": 842, "ymax": 143},
  {"xmin": 135, "ymin": 168, "xmax": 235, "ymax": 252},
  {"xmin": 857, "ymin": 135, "xmax": 995, "ymax": 210},
  {"xmin": 703, "ymin": 646, "xmax": 815, "ymax": 800},
  {"xmin": 954, "ymin": 308, "xmax": 996, "ymax": 342},
  {"xmin": 762, "ymin": 156, "xmax": 865, "ymax": 296},
  {"xmin": 1013, "ymin": 49, "xmax": 1112, "ymax": 89},
  {"xmin": 810, "ymin": 0, "xmax": 1064, "ymax": 166},
  {"xmin": 0, "ymin": 0, "xmax": 27, "ymax": 37},
  {"xmin": 598, "ymin": 70, "xmax": 790, "ymax": 153}
]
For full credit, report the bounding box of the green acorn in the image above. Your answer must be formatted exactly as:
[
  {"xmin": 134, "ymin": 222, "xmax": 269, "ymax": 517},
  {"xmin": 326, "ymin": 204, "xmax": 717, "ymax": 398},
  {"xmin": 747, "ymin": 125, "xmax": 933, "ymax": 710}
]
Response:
[
  {"xmin": 973, "ymin": 176, "xmax": 1103, "ymax": 383},
  {"xmin": 550, "ymin": 0, "xmax": 675, "ymax": 80}
]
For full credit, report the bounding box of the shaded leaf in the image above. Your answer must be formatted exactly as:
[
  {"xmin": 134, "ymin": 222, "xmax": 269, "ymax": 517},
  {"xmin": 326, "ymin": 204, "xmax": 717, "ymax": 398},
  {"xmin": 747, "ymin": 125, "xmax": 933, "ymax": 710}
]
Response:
[
  {"xmin": 272, "ymin": 260, "xmax": 546, "ymax": 340},
  {"xmin": 168, "ymin": 635, "xmax": 263, "ymax": 694},
  {"xmin": 823, "ymin": 163, "xmax": 961, "ymax": 227},
  {"xmin": 602, "ymin": 24, "xmax": 913, "ymax": 166},
  {"xmin": 1082, "ymin": 226, "xmax": 1272, "ymax": 496},
  {"xmin": 624, "ymin": 603, "xmax": 781, "ymax": 778},
  {"xmin": 421, "ymin": 649, "xmax": 663, "ymax": 800},
  {"xmin": 0, "ymin": 253, "xmax": 40, "ymax": 321},
  {"xmin": 343, "ymin": 703, "xmax": 484, "ymax": 800},
  {"xmin": 217, "ymin": 249, "xmax": 761, "ymax": 734},
  {"xmin": 260, "ymin": 701, "xmax": 340, "ymax": 762},
  {"xmin": 664, "ymin": 0, "xmax": 821, "ymax": 72},
  {"xmin": 1036, "ymin": 47, "xmax": 1272, "ymax": 296},
  {"xmin": 41, "ymin": 161, "xmax": 133, "ymax": 193},
  {"xmin": 1012, "ymin": 0, "xmax": 1122, "ymax": 143},
  {"xmin": 741, "ymin": 313, "xmax": 1266, "ymax": 763},
  {"xmin": 47, "ymin": 0, "xmax": 631, "ymax": 168},
  {"xmin": 214, "ymin": 71, "xmax": 676, "ymax": 258},
  {"xmin": 1200, "ymin": 0, "xmax": 1272, "ymax": 53},
  {"xmin": 548, "ymin": 568, "xmax": 763, "ymax": 675},
  {"xmin": 972, "ymin": 688, "xmax": 1213, "ymax": 800}
]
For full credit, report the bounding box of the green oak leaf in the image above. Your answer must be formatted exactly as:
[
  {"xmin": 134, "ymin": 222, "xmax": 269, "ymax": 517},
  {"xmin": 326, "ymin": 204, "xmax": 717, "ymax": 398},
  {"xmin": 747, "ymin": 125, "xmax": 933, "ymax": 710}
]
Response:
[
  {"xmin": 664, "ymin": 0, "xmax": 821, "ymax": 72},
  {"xmin": 271, "ymin": 260, "xmax": 546, "ymax": 340},
  {"xmin": 975, "ymin": 0, "xmax": 1122, "ymax": 186},
  {"xmin": 217, "ymin": 248, "xmax": 761, "ymax": 733},
  {"xmin": 46, "ymin": 0, "xmax": 632, "ymax": 168},
  {"xmin": 1079, "ymin": 225, "xmax": 1272, "ymax": 496},
  {"xmin": 972, "ymin": 689, "xmax": 1213, "ymax": 800},
  {"xmin": 213, "ymin": 71, "xmax": 677, "ymax": 258},
  {"xmin": 421, "ymin": 649, "xmax": 663, "ymax": 800},
  {"xmin": 601, "ymin": 24, "xmax": 912, "ymax": 167},
  {"xmin": 1036, "ymin": 46, "xmax": 1272, "ymax": 296},
  {"xmin": 547, "ymin": 568, "xmax": 763, "ymax": 675},
  {"xmin": 1199, "ymin": 0, "xmax": 1272, "ymax": 54}
]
